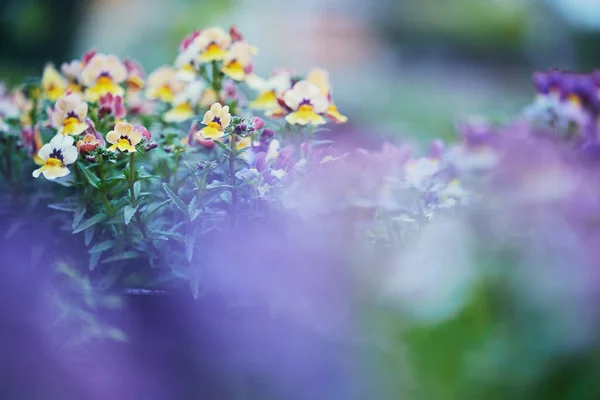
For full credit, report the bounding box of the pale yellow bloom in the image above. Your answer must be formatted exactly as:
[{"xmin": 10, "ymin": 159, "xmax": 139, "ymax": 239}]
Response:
[
  {"xmin": 283, "ymin": 81, "xmax": 328, "ymax": 126},
  {"xmin": 221, "ymin": 42, "xmax": 257, "ymax": 81},
  {"xmin": 106, "ymin": 122, "xmax": 143, "ymax": 153},
  {"xmin": 306, "ymin": 68, "xmax": 347, "ymax": 124},
  {"xmin": 32, "ymin": 134, "xmax": 78, "ymax": 180},
  {"xmin": 81, "ymin": 54, "xmax": 127, "ymax": 101},
  {"xmin": 51, "ymin": 93, "xmax": 89, "ymax": 136},
  {"xmin": 42, "ymin": 64, "xmax": 67, "ymax": 101},
  {"xmin": 146, "ymin": 66, "xmax": 184, "ymax": 103},
  {"xmin": 199, "ymin": 103, "xmax": 231, "ymax": 139},
  {"xmin": 194, "ymin": 27, "xmax": 232, "ymax": 63}
]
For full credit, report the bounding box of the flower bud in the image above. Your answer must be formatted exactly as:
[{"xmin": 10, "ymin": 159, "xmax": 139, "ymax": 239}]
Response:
[
  {"xmin": 250, "ymin": 116, "xmax": 264, "ymax": 131},
  {"xmin": 134, "ymin": 125, "xmax": 152, "ymax": 140},
  {"xmin": 85, "ymin": 155, "xmax": 97, "ymax": 163},
  {"xmin": 144, "ymin": 141, "xmax": 158, "ymax": 151},
  {"xmin": 234, "ymin": 123, "xmax": 247, "ymax": 134}
]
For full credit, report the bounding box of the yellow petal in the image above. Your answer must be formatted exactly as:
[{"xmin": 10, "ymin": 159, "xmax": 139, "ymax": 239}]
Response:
[
  {"xmin": 199, "ymin": 43, "xmax": 228, "ymax": 63},
  {"xmin": 200, "ymin": 122, "xmax": 224, "ymax": 140},
  {"xmin": 222, "ymin": 60, "xmax": 246, "ymax": 81},
  {"xmin": 285, "ymin": 105, "xmax": 326, "ymax": 126}
]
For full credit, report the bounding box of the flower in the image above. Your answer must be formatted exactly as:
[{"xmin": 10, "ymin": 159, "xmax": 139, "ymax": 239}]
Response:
[
  {"xmin": 199, "ymin": 103, "xmax": 231, "ymax": 139},
  {"xmin": 283, "ymin": 81, "xmax": 328, "ymax": 126},
  {"xmin": 32, "ymin": 134, "xmax": 78, "ymax": 180},
  {"xmin": 195, "ymin": 27, "xmax": 232, "ymax": 63},
  {"xmin": 76, "ymin": 133, "xmax": 102, "ymax": 153},
  {"xmin": 145, "ymin": 66, "xmax": 183, "ymax": 103},
  {"xmin": 306, "ymin": 68, "xmax": 347, "ymax": 123},
  {"xmin": 250, "ymin": 117, "xmax": 264, "ymax": 131},
  {"xmin": 249, "ymin": 69, "xmax": 293, "ymax": 111},
  {"xmin": 81, "ymin": 53, "xmax": 127, "ymax": 101},
  {"xmin": 60, "ymin": 60, "xmax": 84, "ymax": 93},
  {"xmin": 98, "ymin": 93, "xmax": 126, "ymax": 120},
  {"xmin": 123, "ymin": 58, "xmax": 145, "ymax": 90},
  {"xmin": 164, "ymin": 80, "xmax": 205, "ymax": 123},
  {"xmin": 236, "ymin": 136, "xmax": 252, "ymax": 151},
  {"xmin": 51, "ymin": 93, "xmax": 89, "ymax": 136},
  {"xmin": 106, "ymin": 122, "xmax": 143, "ymax": 153},
  {"xmin": 21, "ymin": 125, "xmax": 44, "ymax": 165},
  {"xmin": 134, "ymin": 125, "xmax": 151, "ymax": 140},
  {"xmin": 221, "ymin": 41, "xmax": 257, "ymax": 81},
  {"xmin": 175, "ymin": 46, "xmax": 200, "ymax": 82},
  {"xmin": 185, "ymin": 121, "xmax": 216, "ymax": 148},
  {"xmin": 41, "ymin": 64, "xmax": 67, "ymax": 101}
]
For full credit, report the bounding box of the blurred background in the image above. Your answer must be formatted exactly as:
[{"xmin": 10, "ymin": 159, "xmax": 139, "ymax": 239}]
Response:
[{"xmin": 3, "ymin": 0, "xmax": 600, "ymax": 142}]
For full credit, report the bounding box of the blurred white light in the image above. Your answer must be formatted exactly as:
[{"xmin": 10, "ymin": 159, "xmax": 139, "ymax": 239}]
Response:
[{"xmin": 549, "ymin": 0, "xmax": 600, "ymax": 30}]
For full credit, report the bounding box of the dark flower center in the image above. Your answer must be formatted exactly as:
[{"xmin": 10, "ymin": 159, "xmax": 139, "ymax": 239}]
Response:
[
  {"xmin": 212, "ymin": 116, "xmax": 222, "ymax": 126},
  {"xmin": 49, "ymin": 148, "xmax": 64, "ymax": 161},
  {"xmin": 119, "ymin": 135, "xmax": 132, "ymax": 144},
  {"xmin": 299, "ymin": 99, "xmax": 312, "ymax": 107}
]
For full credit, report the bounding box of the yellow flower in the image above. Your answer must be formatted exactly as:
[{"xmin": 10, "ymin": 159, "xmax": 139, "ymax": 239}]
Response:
[
  {"xmin": 32, "ymin": 134, "xmax": 78, "ymax": 180},
  {"xmin": 61, "ymin": 60, "xmax": 84, "ymax": 94},
  {"xmin": 175, "ymin": 47, "xmax": 199, "ymax": 82},
  {"xmin": 51, "ymin": 93, "xmax": 89, "ymax": 136},
  {"xmin": 249, "ymin": 70, "xmax": 292, "ymax": 111},
  {"xmin": 199, "ymin": 103, "xmax": 231, "ymax": 139},
  {"xmin": 42, "ymin": 64, "xmax": 67, "ymax": 101},
  {"xmin": 306, "ymin": 68, "xmax": 347, "ymax": 124},
  {"xmin": 195, "ymin": 27, "xmax": 232, "ymax": 63},
  {"xmin": 283, "ymin": 81, "xmax": 328, "ymax": 126},
  {"xmin": 81, "ymin": 54, "xmax": 127, "ymax": 101},
  {"xmin": 106, "ymin": 122, "xmax": 143, "ymax": 153},
  {"xmin": 146, "ymin": 66, "xmax": 183, "ymax": 103},
  {"xmin": 221, "ymin": 42, "xmax": 257, "ymax": 81},
  {"xmin": 236, "ymin": 136, "xmax": 252, "ymax": 151},
  {"xmin": 164, "ymin": 80, "xmax": 205, "ymax": 123}
]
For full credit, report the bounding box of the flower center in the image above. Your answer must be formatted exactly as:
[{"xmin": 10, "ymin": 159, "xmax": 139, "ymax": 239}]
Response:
[
  {"xmin": 97, "ymin": 75, "xmax": 114, "ymax": 86},
  {"xmin": 119, "ymin": 136, "xmax": 132, "ymax": 145},
  {"xmin": 45, "ymin": 157, "xmax": 63, "ymax": 167},
  {"xmin": 48, "ymin": 149, "xmax": 64, "ymax": 162},
  {"xmin": 298, "ymin": 104, "xmax": 314, "ymax": 113},
  {"xmin": 211, "ymin": 116, "xmax": 222, "ymax": 127}
]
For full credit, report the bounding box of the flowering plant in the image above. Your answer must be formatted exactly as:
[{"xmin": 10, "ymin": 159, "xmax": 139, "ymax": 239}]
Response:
[{"xmin": 0, "ymin": 26, "xmax": 353, "ymax": 294}]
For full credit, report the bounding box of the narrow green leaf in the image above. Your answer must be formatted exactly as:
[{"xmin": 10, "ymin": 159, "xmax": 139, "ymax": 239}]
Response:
[
  {"xmin": 188, "ymin": 198, "xmax": 198, "ymax": 221},
  {"xmin": 150, "ymin": 230, "xmax": 185, "ymax": 242},
  {"xmin": 48, "ymin": 203, "xmax": 77, "ymax": 213},
  {"xmin": 143, "ymin": 199, "xmax": 170, "ymax": 223},
  {"xmin": 185, "ymin": 232, "xmax": 194, "ymax": 263},
  {"xmin": 72, "ymin": 206, "xmax": 86, "ymax": 230},
  {"xmin": 89, "ymin": 240, "xmax": 115, "ymax": 253},
  {"xmin": 100, "ymin": 251, "xmax": 142, "ymax": 264},
  {"xmin": 220, "ymin": 191, "xmax": 232, "ymax": 204},
  {"xmin": 73, "ymin": 213, "xmax": 108, "ymax": 234},
  {"xmin": 77, "ymin": 162, "xmax": 101, "ymax": 189},
  {"xmin": 214, "ymin": 140, "xmax": 230, "ymax": 152},
  {"xmin": 89, "ymin": 251, "xmax": 102, "ymax": 271},
  {"xmin": 162, "ymin": 183, "xmax": 188, "ymax": 218},
  {"xmin": 133, "ymin": 181, "xmax": 141, "ymax": 199},
  {"xmin": 84, "ymin": 225, "xmax": 96, "ymax": 246},
  {"xmin": 123, "ymin": 205, "xmax": 139, "ymax": 225}
]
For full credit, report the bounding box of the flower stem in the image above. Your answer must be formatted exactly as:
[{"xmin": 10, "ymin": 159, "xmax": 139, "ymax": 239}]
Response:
[
  {"xmin": 129, "ymin": 152, "xmax": 136, "ymax": 203},
  {"xmin": 98, "ymin": 161, "xmax": 113, "ymax": 216},
  {"xmin": 229, "ymin": 133, "xmax": 238, "ymax": 222}
]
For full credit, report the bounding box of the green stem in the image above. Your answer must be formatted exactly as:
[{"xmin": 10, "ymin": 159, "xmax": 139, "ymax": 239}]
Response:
[
  {"xmin": 229, "ymin": 133, "xmax": 238, "ymax": 222},
  {"xmin": 98, "ymin": 161, "xmax": 113, "ymax": 216},
  {"xmin": 172, "ymin": 152, "xmax": 181, "ymax": 194},
  {"xmin": 128, "ymin": 152, "xmax": 150, "ymax": 241},
  {"xmin": 211, "ymin": 61, "xmax": 223, "ymax": 101}
]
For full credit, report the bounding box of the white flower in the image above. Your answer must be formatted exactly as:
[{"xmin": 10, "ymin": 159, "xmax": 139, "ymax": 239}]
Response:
[{"xmin": 32, "ymin": 134, "xmax": 78, "ymax": 180}]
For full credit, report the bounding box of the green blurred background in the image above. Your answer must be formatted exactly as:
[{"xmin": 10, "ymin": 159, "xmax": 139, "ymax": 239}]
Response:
[{"xmin": 2, "ymin": 0, "xmax": 600, "ymax": 142}]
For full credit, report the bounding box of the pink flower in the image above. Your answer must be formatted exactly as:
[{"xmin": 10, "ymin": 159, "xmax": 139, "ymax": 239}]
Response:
[
  {"xmin": 229, "ymin": 25, "xmax": 244, "ymax": 42},
  {"xmin": 250, "ymin": 116, "xmax": 264, "ymax": 131},
  {"xmin": 133, "ymin": 124, "xmax": 151, "ymax": 140},
  {"xmin": 179, "ymin": 29, "xmax": 202, "ymax": 52},
  {"xmin": 98, "ymin": 93, "xmax": 126, "ymax": 120},
  {"xmin": 81, "ymin": 49, "xmax": 97, "ymax": 66}
]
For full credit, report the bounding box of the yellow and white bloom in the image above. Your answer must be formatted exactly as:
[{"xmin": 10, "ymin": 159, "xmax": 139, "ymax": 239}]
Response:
[
  {"xmin": 42, "ymin": 64, "xmax": 67, "ymax": 101},
  {"xmin": 199, "ymin": 103, "xmax": 231, "ymax": 139},
  {"xmin": 194, "ymin": 27, "xmax": 232, "ymax": 63},
  {"xmin": 145, "ymin": 66, "xmax": 184, "ymax": 103},
  {"xmin": 81, "ymin": 54, "xmax": 127, "ymax": 101},
  {"xmin": 175, "ymin": 46, "xmax": 200, "ymax": 82},
  {"xmin": 51, "ymin": 93, "xmax": 89, "ymax": 136},
  {"xmin": 221, "ymin": 41, "xmax": 257, "ymax": 81},
  {"xmin": 283, "ymin": 81, "xmax": 328, "ymax": 126},
  {"xmin": 164, "ymin": 80, "xmax": 205, "ymax": 123},
  {"xmin": 32, "ymin": 134, "xmax": 78, "ymax": 180},
  {"xmin": 249, "ymin": 69, "xmax": 293, "ymax": 111},
  {"xmin": 61, "ymin": 60, "xmax": 84, "ymax": 94},
  {"xmin": 106, "ymin": 122, "xmax": 143, "ymax": 153},
  {"xmin": 306, "ymin": 68, "xmax": 348, "ymax": 124}
]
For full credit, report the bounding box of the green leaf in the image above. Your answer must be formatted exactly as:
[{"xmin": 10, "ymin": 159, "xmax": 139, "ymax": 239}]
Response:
[
  {"xmin": 188, "ymin": 198, "xmax": 198, "ymax": 221},
  {"xmin": 162, "ymin": 183, "xmax": 188, "ymax": 218},
  {"xmin": 143, "ymin": 199, "xmax": 170, "ymax": 223},
  {"xmin": 214, "ymin": 140, "xmax": 230, "ymax": 152},
  {"xmin": 89, "ymin": 252, "xmax": 102, "ymax": 271},
  {"xmin": 77, "ymin": 162, "xmax": 101, "ymax": 189},
  {"xmin": 72, "ymin": 206, "xmax": 87, "ymax": 230},
  {"xmin": 133, "ymin": 181, "xmax": 141, "ymax": 200},
  {"xmin": 100, "ymin": 251, "xmax": 142, "ymax": 264},
  {"xmin": 84, "ymin": 225, "xmax": 95, "ymax": 246},
  {"xmin": 185, "ymin": 232, "xmax": 194, "ymax": 263},
  {"xmin": 48, "ymin": 203, "xmax": 77, "ymax": 212},
  {"xmin": 89, "ymin": 240, "xmax": 115, "ymax": 253},
  {"xmin": 150, "ymin": 230, "xmax": 185, "ymax": 242},
  {"xmin": 220, "ymin": 191, "xmax": 232, "ymax": 204},
  {"xmin": 4, "ymin": 221, "xmax": 23, "ymax": 240},
  {"xmin": 123, "ymin": 204, "xmax": 139, "ymax": 225},
  {"xmin": 73, "ymin": 213, "xmax": 108, "ymax": 234}
]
